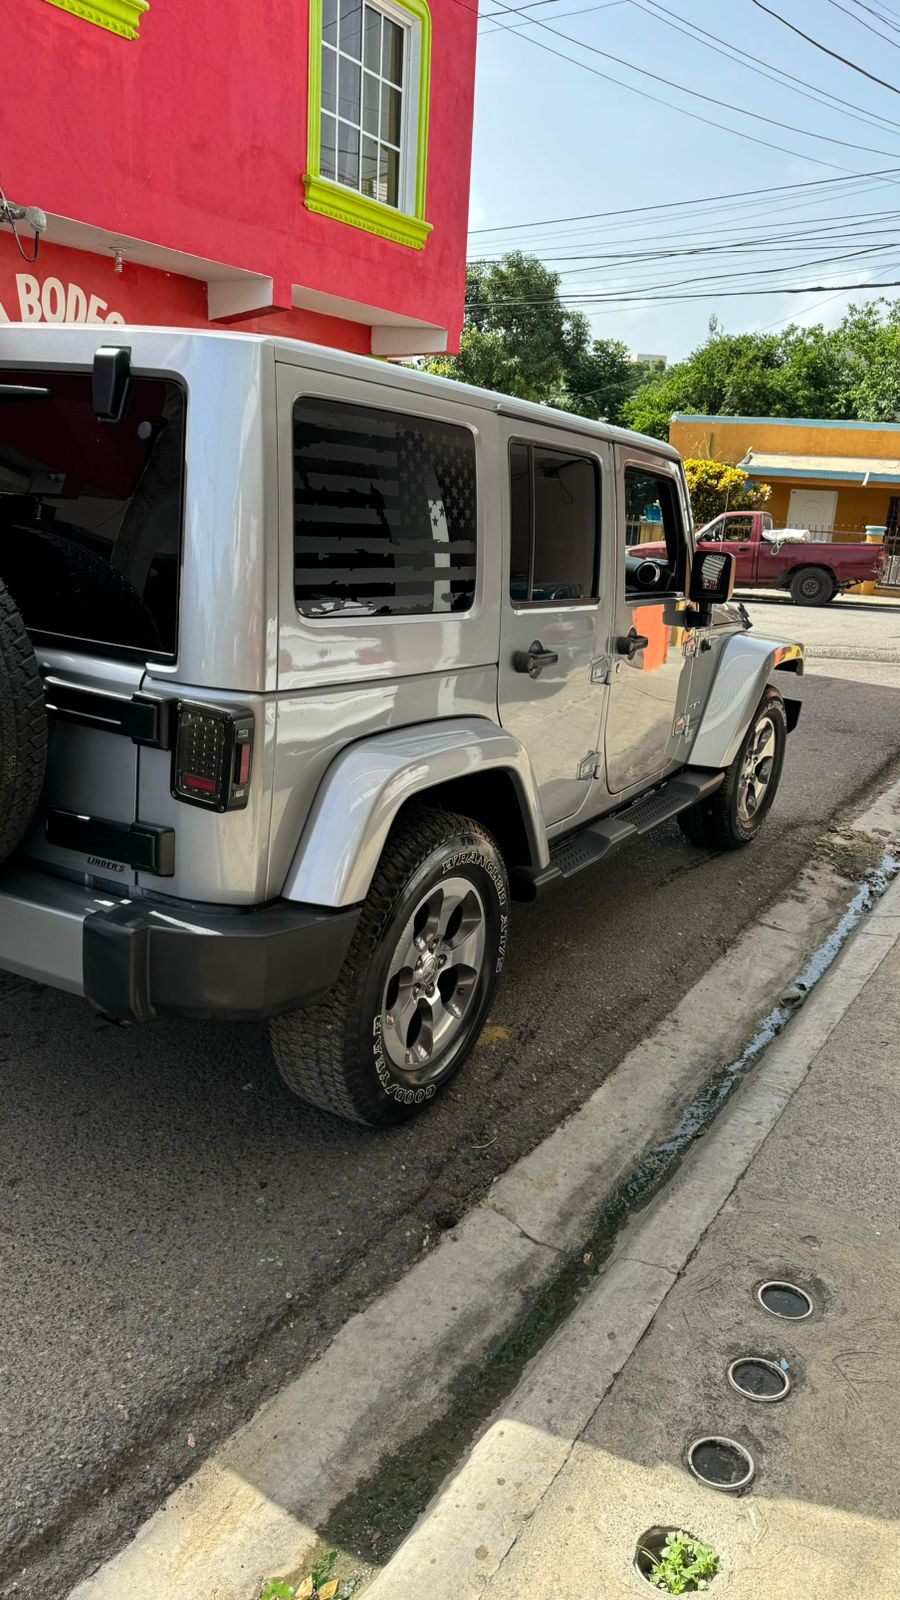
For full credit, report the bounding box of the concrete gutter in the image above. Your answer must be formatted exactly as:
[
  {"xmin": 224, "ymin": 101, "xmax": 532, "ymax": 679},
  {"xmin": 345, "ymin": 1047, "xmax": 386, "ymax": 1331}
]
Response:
[{"xmin": 69, "ymin": 781, "xmax": 900, "ymax": 1600}]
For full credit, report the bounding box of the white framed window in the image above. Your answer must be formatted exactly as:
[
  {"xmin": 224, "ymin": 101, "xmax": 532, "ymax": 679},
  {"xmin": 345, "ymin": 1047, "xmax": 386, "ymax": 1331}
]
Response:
[{"xmin": 320, "ymin": 0, "xmax": 420, "ymax": 214}]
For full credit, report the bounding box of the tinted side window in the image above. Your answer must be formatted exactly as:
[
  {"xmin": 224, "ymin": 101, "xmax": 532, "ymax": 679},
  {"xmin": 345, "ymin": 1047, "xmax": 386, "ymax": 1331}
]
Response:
[
  {"xmin": 293, "ymin": 398, "xmax": 477, "ymax": 617},
  {"xmin": 509, "ymin": 442, "xmax": 599, "ymax": 605},
  {"xmin": 0, "ymin": 370, "xmax": 184, "ymax": 655},
  {"xmin": 624, "ymin": 467, "xmax": 686, "ymax": 593}
]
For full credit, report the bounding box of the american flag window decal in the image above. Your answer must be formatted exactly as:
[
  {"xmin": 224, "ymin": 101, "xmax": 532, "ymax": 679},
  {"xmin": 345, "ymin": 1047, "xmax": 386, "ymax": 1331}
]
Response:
[{"xmin": 293, "ymin": 398, "xmax": 477, "ymax": 618}]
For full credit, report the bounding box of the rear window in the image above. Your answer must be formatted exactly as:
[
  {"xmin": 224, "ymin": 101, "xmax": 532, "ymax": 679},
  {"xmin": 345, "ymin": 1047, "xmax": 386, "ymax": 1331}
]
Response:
[
  {"xmin": 0, "ymin": 369, "xmax": 185, "ymax": 656},
  {"xmin": 293, "ymin": 397, "xmax": 477, "ymax": 617}
]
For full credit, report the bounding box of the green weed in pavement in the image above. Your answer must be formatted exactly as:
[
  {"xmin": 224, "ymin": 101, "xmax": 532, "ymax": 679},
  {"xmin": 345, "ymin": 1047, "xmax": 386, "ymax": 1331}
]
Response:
[{"xmin": 641, "ymin": 1530, "xmax": 720, "ymax": 1593}]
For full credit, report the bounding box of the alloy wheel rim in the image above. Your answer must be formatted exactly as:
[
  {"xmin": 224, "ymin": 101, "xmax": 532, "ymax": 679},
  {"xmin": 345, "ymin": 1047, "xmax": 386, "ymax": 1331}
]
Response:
[
  {"xmin": 738, "ymin": 712, "xmax": 777, "ymax": 823},
  {"xmin": 381, "ymin": 876, "xmax": 487, "ymax": 1080}
]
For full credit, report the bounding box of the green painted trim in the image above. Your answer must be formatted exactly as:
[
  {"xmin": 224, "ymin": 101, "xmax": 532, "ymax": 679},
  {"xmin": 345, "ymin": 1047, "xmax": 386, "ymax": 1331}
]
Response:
[
  {"xmin": 304, "ymin": 175, "xmax": 433, "ymax": 247},
  {"xmin": 308, "ymin": 0, "xmax": 324, "ymax": 183},
  {"xmin": 43, "ymin": 0, "xmax": 149, "ymax": 39},
  {"xmin": 408, "ymin": 0, "xmax": 432, "ymax": 221},
  {"xmin": 305, "ymin": 0, "xmax": 432, "ymax": 248}
]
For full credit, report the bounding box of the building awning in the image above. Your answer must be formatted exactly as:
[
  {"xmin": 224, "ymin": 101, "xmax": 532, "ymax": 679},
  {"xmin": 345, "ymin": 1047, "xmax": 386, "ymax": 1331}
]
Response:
[{"xmin": 740, "ymin": 449, "xmax": 900, "ymax": 484}]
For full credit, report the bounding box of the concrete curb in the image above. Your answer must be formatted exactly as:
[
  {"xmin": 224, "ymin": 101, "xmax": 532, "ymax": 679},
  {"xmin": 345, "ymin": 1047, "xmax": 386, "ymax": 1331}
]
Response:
[
  {"xmin": 69, "ymin": 784, "xmax": 900, "ymax": 1600},
  {"xmin": 366, "ymin": 871, "xmax": 900, "ymax": 1600}
]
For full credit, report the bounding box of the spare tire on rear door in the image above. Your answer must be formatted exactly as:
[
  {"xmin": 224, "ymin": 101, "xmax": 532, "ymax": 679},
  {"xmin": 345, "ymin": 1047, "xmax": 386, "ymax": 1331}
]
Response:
[{"xmin": 0, "ymin": 578, "xmax": 47, "ymax": 866}]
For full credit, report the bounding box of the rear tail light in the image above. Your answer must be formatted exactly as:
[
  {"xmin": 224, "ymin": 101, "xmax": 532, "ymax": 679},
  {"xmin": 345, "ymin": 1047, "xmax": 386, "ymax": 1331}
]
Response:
[{"xmin": 172, "ymin": 702, "xmax": 254, "ymax": 812}]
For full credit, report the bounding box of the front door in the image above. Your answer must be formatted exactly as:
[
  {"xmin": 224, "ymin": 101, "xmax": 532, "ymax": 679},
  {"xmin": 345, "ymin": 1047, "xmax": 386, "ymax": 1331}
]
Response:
[
  {"xmin": 787, "ymin": 487, "xmax": 837, "ymax": 534},
  {"xmin": 603, "ymin": 453, "xmax": 695, "ymax": 794},
  {"xmin": 497, "ymin": 428, "xmax": 610, "ymax": 828}
]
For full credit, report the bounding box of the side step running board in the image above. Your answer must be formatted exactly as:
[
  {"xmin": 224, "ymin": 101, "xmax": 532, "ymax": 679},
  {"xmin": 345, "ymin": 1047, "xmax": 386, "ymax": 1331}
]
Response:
[{"xmin": 513, "ymin": 769, "xmax": 725, "ymax": 900}]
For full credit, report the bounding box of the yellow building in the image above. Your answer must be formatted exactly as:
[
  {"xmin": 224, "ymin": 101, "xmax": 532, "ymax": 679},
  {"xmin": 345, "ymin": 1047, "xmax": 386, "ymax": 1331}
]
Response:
[{"xmin": 669, "ymin": 413, "xmax": 900, "ymax": 543}]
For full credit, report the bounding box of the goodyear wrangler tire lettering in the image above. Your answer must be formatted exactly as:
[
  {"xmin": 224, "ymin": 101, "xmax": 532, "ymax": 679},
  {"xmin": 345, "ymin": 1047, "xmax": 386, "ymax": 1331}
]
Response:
[
  {"xmin": 271, "ymin": 808, "xmax": 509, "ymax": 1127},
  {"xmin": 442, "ymin": 848, "xmax": 508, "ymax": 905}
]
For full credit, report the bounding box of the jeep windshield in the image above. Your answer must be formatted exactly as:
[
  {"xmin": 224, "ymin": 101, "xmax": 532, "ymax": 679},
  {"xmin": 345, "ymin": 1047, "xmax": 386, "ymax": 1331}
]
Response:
[{"xmin": 0, "ymin": 369, "xmax": 185, "ymax": 657}]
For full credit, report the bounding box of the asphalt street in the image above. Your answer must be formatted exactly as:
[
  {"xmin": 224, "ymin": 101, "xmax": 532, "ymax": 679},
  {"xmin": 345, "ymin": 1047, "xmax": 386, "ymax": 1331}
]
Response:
[{"xmin": 2, "ymin": 602, "xmax": 900, "ymax": 1599}]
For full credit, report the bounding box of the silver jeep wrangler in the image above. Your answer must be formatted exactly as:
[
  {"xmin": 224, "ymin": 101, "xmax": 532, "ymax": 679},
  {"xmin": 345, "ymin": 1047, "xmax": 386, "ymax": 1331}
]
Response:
[{"xmin": 0, "ymin": 327, "xmax": 803, "ymax": 1125}]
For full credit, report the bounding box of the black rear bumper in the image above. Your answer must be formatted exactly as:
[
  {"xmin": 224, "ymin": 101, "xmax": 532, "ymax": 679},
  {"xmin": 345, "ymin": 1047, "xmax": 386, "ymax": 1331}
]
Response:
[{"xmin": 83, "ymin": 895, "xmax": 361, "ymax": 1023}]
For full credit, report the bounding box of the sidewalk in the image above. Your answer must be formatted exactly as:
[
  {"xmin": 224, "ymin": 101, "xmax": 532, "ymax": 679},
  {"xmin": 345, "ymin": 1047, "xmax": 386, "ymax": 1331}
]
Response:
[
  {"xmin": 738, "ymin": 585, "xmax": 900, "ymax": 608},
  {"xmin": 367, "ymin": 877, "xmax": 900, "ymax": 1600}
]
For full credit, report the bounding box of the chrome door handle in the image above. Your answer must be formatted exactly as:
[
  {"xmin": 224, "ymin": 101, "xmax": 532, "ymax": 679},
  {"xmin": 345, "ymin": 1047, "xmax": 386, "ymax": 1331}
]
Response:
[
  {"xmin": 513, "ymin": 640, "xmax": 559, "ymax": 678},
  {"xmin": 615, "ymin": 629, "xmax": 649, "ymax": 661}
]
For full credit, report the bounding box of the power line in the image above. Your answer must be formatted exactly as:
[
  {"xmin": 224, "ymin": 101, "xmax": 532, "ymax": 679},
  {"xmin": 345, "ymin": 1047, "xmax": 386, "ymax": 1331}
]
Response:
[
  {"xmin": 859, "ymin": 0, "xmax": 900, "ymax": 27},
  {"xmin": 757, "ymin": 286, "xmax": 857, "ymax": 330},
  {"xmin": 467, "ymin": 242, "xmax": 900, "ymax": 305},
  {"xmin": 476, "ymin": 275, "xmax": 900, "ymax": 309},
  {"xmin": 471, "ymin": 178, "xmax": 900, "ymax": 253},
  {"xmin": 636, "ymin": 0, "xmax": 900, "ymax": 138},
  {"xmin": 750, "ymin": 0, "xmax": 900, "ymax": 95},
  {"xmin": 468, "ymin": 165, "xmax": 900, "ymax": 236},
  {"xmin": 476, "ymin": 0, "xmax": 900, "ymax": 161},
  {"xmin": 824, "ymin": 0, "xmax": 900, "ymax": 47},
  {"xmin": 471, "ymin": 215, "xmax": 900, "ymax": 268},
  {"xmin": 577, "ymin": 268, "xmax": 900, "ymax": 315},
  {"xmin": 480, "ymin": 0, "xmax": 626, "ymax": 35}
]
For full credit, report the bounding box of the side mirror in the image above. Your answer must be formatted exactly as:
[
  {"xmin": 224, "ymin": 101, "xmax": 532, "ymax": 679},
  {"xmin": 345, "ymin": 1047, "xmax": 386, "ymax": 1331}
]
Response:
[{"xmin": 689, "ymin": 547, "xmax": 736, "ymax": 607}]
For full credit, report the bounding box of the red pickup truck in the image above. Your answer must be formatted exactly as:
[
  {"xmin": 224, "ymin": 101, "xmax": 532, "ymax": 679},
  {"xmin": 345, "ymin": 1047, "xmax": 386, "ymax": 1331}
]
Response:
[{"xmin": 691, "ymin": 510, "xmax": 882, "ymax": 606}]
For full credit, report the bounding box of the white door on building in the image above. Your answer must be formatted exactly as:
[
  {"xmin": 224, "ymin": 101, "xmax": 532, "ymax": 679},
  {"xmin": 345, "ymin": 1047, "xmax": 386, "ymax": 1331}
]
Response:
[{"xmin": 787, "ymin": 487, "xmax": 838, "ymax": 533}]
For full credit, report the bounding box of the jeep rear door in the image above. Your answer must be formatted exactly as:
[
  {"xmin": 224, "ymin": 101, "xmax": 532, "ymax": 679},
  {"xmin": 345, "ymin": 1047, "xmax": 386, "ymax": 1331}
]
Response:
[
  {"xmin": 497, "ymin": 422, "xmax": 613, "ymax": 828},
  {"xmin": 602, "ymin": 450, "xmax": 695, "ymax": 794},
  {"xmin": 0, "ymin": 366, "xmax": 184, "ymax": 887}
]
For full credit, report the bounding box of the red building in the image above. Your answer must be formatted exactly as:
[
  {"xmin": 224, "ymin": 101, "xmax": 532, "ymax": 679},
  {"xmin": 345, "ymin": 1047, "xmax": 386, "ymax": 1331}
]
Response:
[{"xmin": 0, "ymin": 0, "xmax": 478, "ymax": 355}]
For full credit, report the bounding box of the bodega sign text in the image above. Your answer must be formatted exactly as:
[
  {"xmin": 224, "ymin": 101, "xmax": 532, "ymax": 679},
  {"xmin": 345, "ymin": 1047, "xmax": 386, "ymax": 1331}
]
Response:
[{"xmin": 0, "ymin": 272, "xmax": 125, "ymax": 325}]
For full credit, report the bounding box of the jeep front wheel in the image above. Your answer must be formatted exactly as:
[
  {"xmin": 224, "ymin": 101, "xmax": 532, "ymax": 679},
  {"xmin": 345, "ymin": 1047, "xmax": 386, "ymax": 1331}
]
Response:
[
  {"xmin": 679, "ymin": 686, "xmax": 788, "ymax": 851},
  {"xmin": 270, "ymin": 809, "xmax": 509, "ymax": 1126}
]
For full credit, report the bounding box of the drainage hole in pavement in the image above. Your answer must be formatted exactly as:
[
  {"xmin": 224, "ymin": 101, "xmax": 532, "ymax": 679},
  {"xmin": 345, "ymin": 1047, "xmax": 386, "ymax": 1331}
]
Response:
[
  {"xmin": 634, "ymin": 1526, "xmax": 721, "ymax": 1591},
  {"xmin": 756, "ymin": 1280, "xmax": 813, "ymax": 1320},
  {"xmin": 687, "ymin": 1436, "xmax": 755, "ymax": 1493},
  {"xmin": 727, "ymin": 1356, "xmax": 791, "ymax": 1403}
]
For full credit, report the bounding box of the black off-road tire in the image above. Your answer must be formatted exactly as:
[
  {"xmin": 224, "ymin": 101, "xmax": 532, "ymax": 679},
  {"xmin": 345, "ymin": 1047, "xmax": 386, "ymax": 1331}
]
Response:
[
  {"xmin": 0, "ymin": 526, "xmax": 162, "ymax": 650},
  {"xmin": 789, "ymin": 566, "xmax": 835, "ymax": 607},
  {"xmin": 0, "ymin": 579, "xmax": 47, "ymax": 865},
  {"xmin": 678, "ymin": 686, "xmax": 788, "ymax": 852},
  {"xmin": 270, "ymin": 809, "xmax": 509, "ymax": 1127}
]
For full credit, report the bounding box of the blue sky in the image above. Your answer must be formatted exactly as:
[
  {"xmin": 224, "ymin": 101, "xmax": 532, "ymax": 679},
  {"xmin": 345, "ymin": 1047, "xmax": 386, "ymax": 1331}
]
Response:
[{"xmin": 468, "ymin": 0, "xmax": 900, "ymax": 360}]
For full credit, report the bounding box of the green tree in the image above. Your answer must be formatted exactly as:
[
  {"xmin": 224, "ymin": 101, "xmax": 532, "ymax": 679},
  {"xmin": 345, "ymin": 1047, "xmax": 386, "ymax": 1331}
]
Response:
[
  {"xmin": 623, "ymin": 324, "xmax": 847, "ymax": 439},
  {"xmin": 683, "ymin": 459, "xmax": 771, "ymax": 527},
  {"xmin": 432, "ymin": 258, "xmax": 900, "ymax": 437},
  {"xmin": 561, "ymin": 326, "xmax": 649, "ymax": 423},
  {"xmin": 427, "ymin": 252, "xmax": 643, "ymax": 423},
  {"xmin": 836, "ymin": 300, "xmax": 900, "ymax": 422}
]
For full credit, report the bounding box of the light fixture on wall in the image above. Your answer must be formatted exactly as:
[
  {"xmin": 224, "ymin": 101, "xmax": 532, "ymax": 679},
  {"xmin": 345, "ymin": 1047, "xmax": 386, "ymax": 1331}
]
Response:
[{"xmin": 0, "ymin": 185, "xmax": 47, "ymax": 264}]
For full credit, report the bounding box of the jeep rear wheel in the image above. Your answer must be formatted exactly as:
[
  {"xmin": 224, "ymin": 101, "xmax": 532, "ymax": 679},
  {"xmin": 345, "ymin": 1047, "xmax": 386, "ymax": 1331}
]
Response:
[
  {"xmin": 678, "ymin": 686, "xmax": 788, "ymax": 851},
  {"xmin": 789, "ymin": 567, "xmax": 835, "ymax": 607},
  {"xmin": 0, "ymin": 579, "xmax": 47, "ymax": 866},
  {"xmin": 270, "ymin": 809, "xmax": 509, "ymax": 1126}
]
